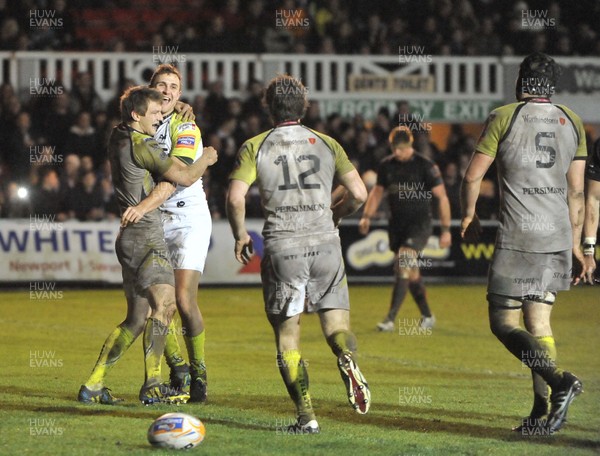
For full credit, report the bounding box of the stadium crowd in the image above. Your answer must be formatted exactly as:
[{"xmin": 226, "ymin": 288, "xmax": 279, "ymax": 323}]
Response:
[
  {"xmin": 1, "ymin": 0, "xmax": 599, "ymax": 55},
  {"xmin": 0, "ymin": 75, "xmax": 495, "ymax": 221},
  {"xmin": 1, "ymin": 0, "xmax": 598, "ymax": 220}
]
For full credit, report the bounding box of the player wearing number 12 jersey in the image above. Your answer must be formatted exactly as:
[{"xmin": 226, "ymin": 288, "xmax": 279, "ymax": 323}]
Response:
[
  {"xmin": 461, "ymin": 53, "xmax": 586, "ymax": 433},
  {"xmin": 227, "ymin": 75, "xmax": 370, "ymax": 434}
]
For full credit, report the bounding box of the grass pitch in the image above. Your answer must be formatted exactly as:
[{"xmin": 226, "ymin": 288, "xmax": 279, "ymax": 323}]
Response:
[{"xmin": 0, "ymin": 285, "xmax": 598, "ymax": 455}]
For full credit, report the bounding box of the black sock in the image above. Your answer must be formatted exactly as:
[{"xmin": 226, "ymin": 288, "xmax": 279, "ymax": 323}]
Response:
[
  {"xmin": 386, "ymin": 278, "xmax": 408, "ymax": 322},
  {"xmin": 409, "ymin": 279, "xmax": 431, "ymax": 317}
]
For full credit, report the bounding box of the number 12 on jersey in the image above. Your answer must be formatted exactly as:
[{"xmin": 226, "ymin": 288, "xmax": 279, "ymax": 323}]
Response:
[{"xmin": 275, "ymin": 154, "xmax": 321, "ymax": 190}]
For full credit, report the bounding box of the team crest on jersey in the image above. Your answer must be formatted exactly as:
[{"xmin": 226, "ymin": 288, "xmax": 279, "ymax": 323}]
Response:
[
  {"xmin": 559, "ymin": 117, "xmax": 565, "ymax": 125},
  {"xmin": 176, "ymin": 135, "xmax": 196, "ymax": 149},
  {"xmin": 308, "ymin": 137, "xmax": 316, "ymax": 144},
  {"xmin": 144, "ymin": 138, "xmax": 163, "ymax": 153},
  {"xmin": 177, "ymin": 122, "xmax": 196, "ymax": 132}
]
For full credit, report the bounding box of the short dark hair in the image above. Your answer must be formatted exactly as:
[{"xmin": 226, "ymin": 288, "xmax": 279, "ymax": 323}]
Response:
[
  {"xmin": 388, "ymin": 126, "xmax": 414, "ymax": 147},
  {"xmin": 516, "ymin": 52, "xmax": 561, "ymax": 99},
  {"xmin": 263, "ymin": 74, "xmax": 309, "ymax": 124},
  {"xmin": 149, "ymin": 63, "xmax": 182, "ymax": 88},
  {"xmin": 119, "ymin": 86, "xmax": 162, "ymax": 123}
]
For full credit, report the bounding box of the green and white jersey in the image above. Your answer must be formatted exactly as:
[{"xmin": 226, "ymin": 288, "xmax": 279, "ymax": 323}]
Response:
[
  {"xmin": 476, "ymin": 99, "xmax": 587, "ymax": 252},
  {"xmin": 108, "ymin": 124, "xmax": 174, "ymax": 226},
  {"xmin": 154, "ymin": 112, "xmax": 208, "ymax": 215},
  {"xmin": 230, "ymin": 122, "xmax": 355, "ymax": 254}
]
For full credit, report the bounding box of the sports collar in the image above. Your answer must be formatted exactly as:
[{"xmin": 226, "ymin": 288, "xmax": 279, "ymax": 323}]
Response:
[
  {"xmin": 275, "ymin": 120, "xmax": 301, "ymax": 127},
  {"xmin": 524, "ymin": 97, "xmax": 551, "ymax": 103}
]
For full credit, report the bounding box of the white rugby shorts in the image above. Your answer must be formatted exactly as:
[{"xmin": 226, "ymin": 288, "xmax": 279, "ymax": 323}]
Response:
[{"xmin": 161, "ymin": 210, "xmax": 212, "ymax": 273}]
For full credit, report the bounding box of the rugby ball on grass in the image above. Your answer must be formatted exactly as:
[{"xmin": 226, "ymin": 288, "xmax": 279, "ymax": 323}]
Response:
[{"xmin": 147, "ymin": 412, "xmax": 205, "ymax": 450}]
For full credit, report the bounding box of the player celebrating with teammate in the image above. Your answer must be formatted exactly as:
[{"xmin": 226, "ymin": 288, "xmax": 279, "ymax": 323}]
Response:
[
  {"xmin": 461, "ymin": 53, "xmax": 586, "ymax": 433},
  {"xmin": 359, "ymin": 126, "xmax": 452, "ymax": 332},
  {"xmin": 120, "ymin": 64, "xmax": 213, "ymax": 402},
  {"xmin": 78, "ymin": 86, "xmax": 217, "ymax": 405},
  {"xmin": 227, "ymin": 75, "xmax": 370, "ymax": 434}
]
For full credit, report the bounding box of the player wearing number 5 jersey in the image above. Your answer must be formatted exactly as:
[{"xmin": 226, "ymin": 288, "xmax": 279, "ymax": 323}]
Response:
[
  {"xmin": 227, "ymin": 75, "xmax": 370, "ymax": 434},
  {"xmin": 461, "ymin": 53, "xmax": 587, "ymax": 433}
]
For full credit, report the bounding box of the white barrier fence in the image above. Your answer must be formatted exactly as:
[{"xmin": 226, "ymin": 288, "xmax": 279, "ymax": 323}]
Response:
[
  {"xmin": 1, "ymin": 53, "xmax": 598, "ymax": 121},
  {"xmin": 2, "ymin": 52, "xmax": 504, "ymax": 101}
]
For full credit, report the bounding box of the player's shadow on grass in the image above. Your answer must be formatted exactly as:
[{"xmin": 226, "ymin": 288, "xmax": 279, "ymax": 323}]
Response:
[{"xmin": 213, "ymin": 392, "xmax": 600, "ymax": 451}]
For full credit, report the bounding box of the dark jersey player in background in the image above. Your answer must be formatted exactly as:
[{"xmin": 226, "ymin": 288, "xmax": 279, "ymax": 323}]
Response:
[
  {"xmin": 359, "ymin": 126, "xmax": 452, "ymax": 332},
  {"xmin": 583, "ymin": 138, "xmax": 600, "ymax": 283}
]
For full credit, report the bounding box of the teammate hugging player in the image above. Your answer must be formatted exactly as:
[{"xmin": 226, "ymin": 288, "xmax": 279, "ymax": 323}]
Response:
[
  {"xmin": 359, "ymin": 126, "xmax": 452, "ymax": 332},
  {"xmin": 461, "ymin": 52, "xmax": 587, "ymax": 433},
  {"xmin": 78, "ymin": 86, "xmax": 216, "ymax": 405},
  {"xmin": 121, "ymin": 64, "xmax": 214, "ymax": 403}
]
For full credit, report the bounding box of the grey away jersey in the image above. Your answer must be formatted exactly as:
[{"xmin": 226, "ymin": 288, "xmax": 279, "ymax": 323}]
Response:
[
  {"xmin": 230, "ymin": 123, "xmax": 355, "ymax": 254},
  {"xmin": 476, "ymin": 99, "xmax": 587, "ymax": 252}
]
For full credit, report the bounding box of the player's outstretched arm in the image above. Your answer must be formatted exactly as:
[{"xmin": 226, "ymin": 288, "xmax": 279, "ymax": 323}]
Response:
[
  {"xmin": 121, "ymin": 181, "xmax": 176, "ymax": 226},
  {"xmin": 162, "ymin": 146, "xmax": 218, "ymax": 187},
  {"xmin": 460, "ymin": 151, "xmax": 494, "ymax": 241},
  {"xmin": 583, "ymin": 179, "xmax": 599, "ymax": 283},
  {"xmin": 226, "ymin": 179, "xmax": 253, "ymax": 264},
  {"xmin": 332, "ymin": 169, "xmax": 367, "ymax": 227},
  {"xmin": 432, "ymin": 183, "xmax": 452, "ymax": 247},
  {"xmin": 358, "ymin": 184, "xmax": 384, "ymax": 235}
]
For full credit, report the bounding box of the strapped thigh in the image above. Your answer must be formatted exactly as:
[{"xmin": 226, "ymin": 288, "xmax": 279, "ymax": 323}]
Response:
[{"xmin": 487, "ymin": 293, "xmax": 524, "ymax": 310}]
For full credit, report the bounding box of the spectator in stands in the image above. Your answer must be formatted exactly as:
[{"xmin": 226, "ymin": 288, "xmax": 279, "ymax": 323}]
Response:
[
  {"xmin": 40, "ymin": 91, "xmax": 75, "ymax": 157},
  {"xmin": 445, "ymin": 124, "xmax": 472, "ymax": 165},
  {"xmin": 240, "ymin": 0, "xmax": 268, "ymax": 53},
  {"xmin": 414, "ymin": 131, "xmax": 444, "ymax": 166},
  {"xmin": 60, "ymin": 153, "xmax": 81, "ymax": 194},
  {"xmin": 106, "ymin": 78, "xmax": 135, "ymax": 119},
  {"xmin": 64, "ymin": 169, "xmax": 104, "ymax": 221},
  {"xmin": 347, "ymin": 129, "xmax": 372, "ymax": 173},
  {"xmin": 4, "ymin": 111, "xmax": 37, "ymax": 182},
  {"xmin": 200, "ymin": 15, "xmax": 230, "ymax": 53},
  {"xmin": 64, "ymin": 111, "xmax": 101, "ymax": 164},
  {"xmin": 70, "ymin": 71, "xmax": 104, "ymax": 113},
  {"xmin": 100, "ymin": 177, "xmax": 118, "ymax": 220},
  {"xmin": 179, "ymin": 25, "xmax": 200, "ymax": 52},
  {"xmin": 362, "ymin": 14, "xmax": 386, "ymax": 53},
  {"xmin": 475, "ymin": 17, "xmax": 502, "ymax": 55},
  {"xmin": 80, "ymin": 155, "xmax": 94, "ymax": 174},
  {"xmin": 0, "ymin": 17, "xmax": 19, "ymax": 50},
  {"xmin": 1, "ymin": 181, "xmax": 31, "ymax": 218},
  {"xmin": 28, "ymin": 144, "xmax": 59, "ymax": 187},
  {"xmin": 203, "ymin": 80, "xmax": 229, "ymax": 130},
  {"xmin": 241, "ymin": 79, "xmax": 266, "ymax": 123},
  {"xmin": 31, "ymin": 167, "xmax": 67, "ymax": 220}
]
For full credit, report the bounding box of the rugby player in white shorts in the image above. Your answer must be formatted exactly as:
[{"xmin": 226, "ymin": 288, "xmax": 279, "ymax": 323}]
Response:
[{"xmin": 122, "ymin": 64, "xmax": 213, "ymax": 402}]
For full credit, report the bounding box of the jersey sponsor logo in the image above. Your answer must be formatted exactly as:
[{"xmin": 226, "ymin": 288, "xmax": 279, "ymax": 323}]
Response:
[
  {"xmin": 176, "ymin": 135, "xmax": 196, "ymax": 148},
  {"xmin": 177, "ymin": 122, "xmax": 196, "ymax": 132},
  {"xmin": 308, "ymin": 137, "xmax": 316, "ymax": 144},
  {"xmin": 521, "ymin": 114, "xmax": 558, "ymax": 125},
  {"xmin": 522, "ymin": 187, "xmax": 565, "ymax": 195},
  {"xmin": 275, "ymin": 204, "xmax": 326, "ymax": 213},
  {"xmin": 269, "ymin": 138, "xmax": 308, "ymax": 147}
]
